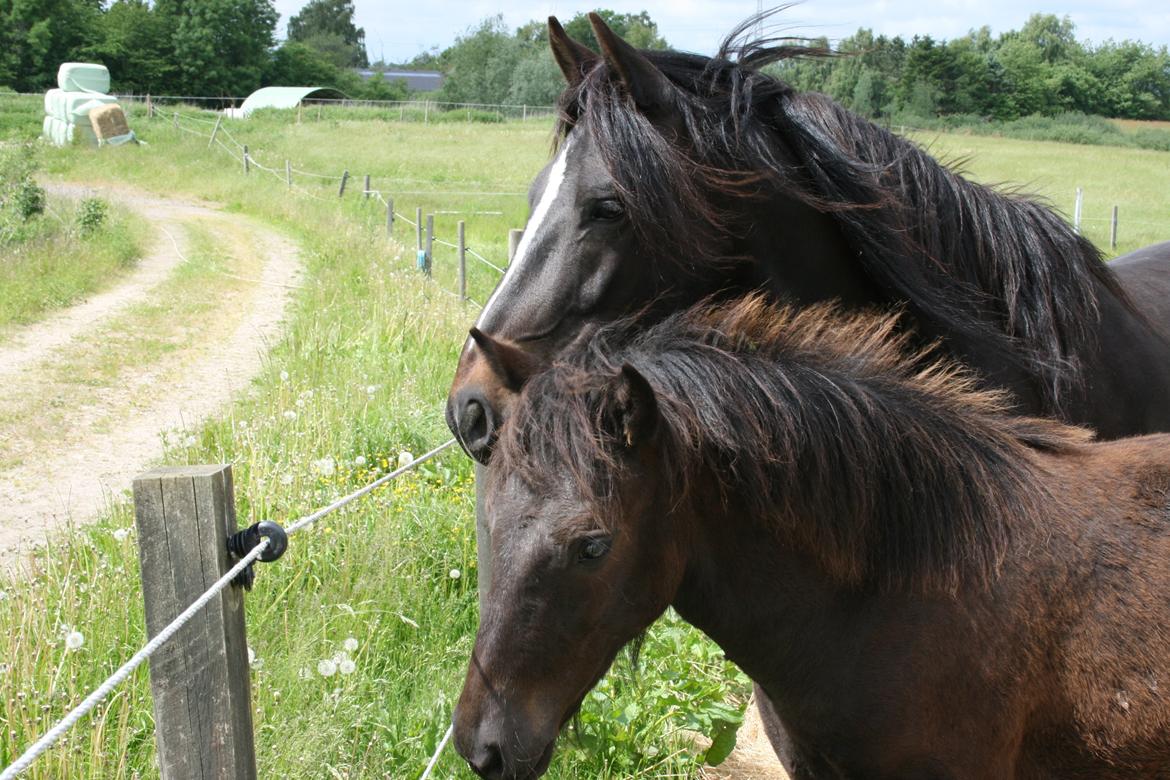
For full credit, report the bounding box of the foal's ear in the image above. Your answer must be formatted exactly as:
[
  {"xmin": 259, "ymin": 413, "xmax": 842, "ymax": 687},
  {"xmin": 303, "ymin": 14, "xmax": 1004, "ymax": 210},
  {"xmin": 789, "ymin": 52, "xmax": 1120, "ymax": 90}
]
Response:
[
  {"xmin": 469, "ymin": 328, "xmax": 539, "ymax": 392},
  {"xmin": 588, "ymin": 12, "xmax": 677, "ymax": 116},
  {"xmin": 610, "ymin": 363, "xmax": 658, "ymax": 449},
  {"xmin": 548, "ymin": 16, "xmax": 598, "ymax": 86}
]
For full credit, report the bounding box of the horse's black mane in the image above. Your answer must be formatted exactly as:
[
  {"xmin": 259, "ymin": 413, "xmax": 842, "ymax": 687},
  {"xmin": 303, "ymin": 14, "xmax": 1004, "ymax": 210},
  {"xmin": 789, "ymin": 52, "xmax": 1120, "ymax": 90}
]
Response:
[
  {"xmin": 554, "ymin": 25, "xmax": 1128, "ymax": 413},
  {"xmin": 497, "ymin": 297, "xmax": 1090, "ymax": 593}
]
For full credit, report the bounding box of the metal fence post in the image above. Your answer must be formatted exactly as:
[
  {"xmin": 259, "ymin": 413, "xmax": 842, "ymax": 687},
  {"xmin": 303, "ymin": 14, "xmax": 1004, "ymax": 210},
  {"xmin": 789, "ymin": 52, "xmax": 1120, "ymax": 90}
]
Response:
[
  {"xmin": 285, "ymin": 159, "xmax": 292, "ymax": 190},
  {"xmin": 457, "ymin": 220, "xmax": 466, "ymax": 300},
  {"xmin": 132, "ymin": 465, "xmax": 257, "ymax": 780},
  {"xmin": 243, "ymin": 145, "xmax": 249, "ymax": 174},
  {"xmin": 364, "ymin": 174, "xmax": 371, "ymax": 200},
  {"xmin": 338, "ymin": 170, "xmax": 349, "ymax": 198},
  {"xmin": 1111, "ymin": 205, "xmax": 1119, "ymax": 251},
  {"xmin": 424, "ymin": 213, "xmax": 434, "ymax": 276},
  {"xmin": 386, "ymin": 197, "xmax": 395, "ymax": 238}
]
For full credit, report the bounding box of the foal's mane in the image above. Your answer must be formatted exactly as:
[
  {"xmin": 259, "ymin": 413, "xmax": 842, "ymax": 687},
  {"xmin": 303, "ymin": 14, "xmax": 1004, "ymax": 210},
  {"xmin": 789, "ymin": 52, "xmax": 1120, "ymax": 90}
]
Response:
[
  {"xmin": 554, "ymin": 24, "xmax": 1129, "ymax": 413},
  {"xmin": 498, "ymin": 296, "xmax": 1092, "ymax": 593}
]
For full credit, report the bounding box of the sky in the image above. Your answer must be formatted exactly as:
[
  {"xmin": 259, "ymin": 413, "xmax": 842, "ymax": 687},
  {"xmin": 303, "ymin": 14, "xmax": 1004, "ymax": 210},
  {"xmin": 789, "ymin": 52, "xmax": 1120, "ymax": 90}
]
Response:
[{"xmin": 270, "ymin": 1, "xmax": 1170, "ymax": 64}]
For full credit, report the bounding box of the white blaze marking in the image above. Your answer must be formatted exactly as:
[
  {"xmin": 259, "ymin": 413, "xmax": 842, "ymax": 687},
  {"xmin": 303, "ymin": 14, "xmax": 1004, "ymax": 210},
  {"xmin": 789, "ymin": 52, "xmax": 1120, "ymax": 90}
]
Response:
[{"xmin": 473, "ymin": 134, "xmax": 575, "ymax": 336}]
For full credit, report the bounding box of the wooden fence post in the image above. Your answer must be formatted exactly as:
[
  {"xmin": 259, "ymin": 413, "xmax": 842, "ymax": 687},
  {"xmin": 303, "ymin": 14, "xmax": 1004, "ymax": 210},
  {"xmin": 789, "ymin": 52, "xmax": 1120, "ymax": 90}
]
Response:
[
  {"xmin": 508, "ymin": 228, "xmax": 523, "ymax": 263},
  {"xmin": 364, "ymin": 174, "xmax": 371, "ymax": 200},
  {"xmin": 172, "ymin": 111, "xmax": 178, "ymax": 130},
  {"xmin": 1111, "ymin": 205, "xmax": 1119, "ymax": 251},
  {"xmin": 242, "ymin": 145, "xmax": 249, "ymax": 175},
  {"xmin": 132, "ymin": 465, "xmax": 257, "ymax": 780},
  {"xmin": 146, "ymin": 94, "xmax": 154, "ymax": 119},
  {"xmin": 285, "ymin": 159, "xmax": 292, "ymax": 190},
  {"xmin": 457, "ymin": 220, "xmax": 466, "ymax": 300},
  {"xmin": 386, "ymin": 197, "xmax": 395, "ymax": 238},
  {"xmin": 338, "ymin": 170, "xmax": 349, "ymax": 198},
  {"xmin": 208, "ymin": 115, "xmax": 221, "ymax": 150},
  {"xmin": 424, "ymin": 213, "xmax": 434, "ymax": 276}
]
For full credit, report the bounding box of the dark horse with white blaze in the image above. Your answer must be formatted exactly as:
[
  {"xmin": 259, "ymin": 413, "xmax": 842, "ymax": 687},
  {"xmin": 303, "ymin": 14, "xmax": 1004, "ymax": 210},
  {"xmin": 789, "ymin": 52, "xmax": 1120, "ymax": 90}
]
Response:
[
  {"xmin": 446, "ymin": 13, "xmax": 1170, "ymax": 458},
  {"xmin": 454, "ymin": 297, "xmax": 1170, "ymax": 779}
]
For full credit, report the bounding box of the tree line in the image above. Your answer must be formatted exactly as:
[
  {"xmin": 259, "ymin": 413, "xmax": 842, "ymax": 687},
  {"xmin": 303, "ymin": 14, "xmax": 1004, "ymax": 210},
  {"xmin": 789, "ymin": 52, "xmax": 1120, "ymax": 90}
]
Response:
[{"xmin": 1, "ymin": 2, "xmax": 1167, "ymax": 122}]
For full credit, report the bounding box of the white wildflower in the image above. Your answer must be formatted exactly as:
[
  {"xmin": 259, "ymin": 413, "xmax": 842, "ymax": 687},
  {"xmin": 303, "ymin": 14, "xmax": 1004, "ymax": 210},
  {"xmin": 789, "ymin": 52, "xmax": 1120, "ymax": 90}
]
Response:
[
  {"xmin": 317, "ymin": 659, "xmax": 337, "ymax": 677},
  {"xmin": 113, "ymin": 528, "xmax": 130, "ymax": 542},
  {"xmin": 65, "ymin": 631, "xmax": 84, "ymax": 651},
  {"xmin": 365, "ymin": 385, "xmax": 377, "ymax": 396},
  {"xmin": 280, "ymin": 473, "xmax": 294, "ymax": 486},
  {"xmin": 280, "ymin": 370, "xmax": 290, "ymax": 382},
  {"xmin": 397, "ymin": 451, "xmax": 414, "ymax": 469},
  {"xmin": 283, "ymin": 410, "xmax": 297, "ymax": 421},
  {"xmin": 343, "ymin": 637, "xmax": 358, "ymax": 653},
  {"xmin": 0, "ymin": 590, "xmax": 7, "ymax": 601},
  {"xmin": 312, "ymin": 457, "xmax": 336, "ymax": 477},
  {"xmin": 354, "ymin": 455, "xmax": 367, "ymax": 467},
  {"xmin": 338, "ymin": 658, "xmax": 356, "ymax": 676},
  {"xmin": 449, "ymin": 568, "xmax": 461, "ymax": 580},
  {"xmin": 238, "ymin": 420, "xmax": 249, "ymax": 430},
  {"xmin": 183, "ymin": 435, "xmax": 197, "ymax": 447}
]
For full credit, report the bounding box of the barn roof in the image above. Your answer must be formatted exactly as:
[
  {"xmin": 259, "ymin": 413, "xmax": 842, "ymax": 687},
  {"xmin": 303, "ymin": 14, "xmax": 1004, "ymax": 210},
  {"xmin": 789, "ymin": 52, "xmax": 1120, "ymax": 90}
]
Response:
[{"xmin": 234, "ymin": 86, "xmax": 348, "ymax": 117}]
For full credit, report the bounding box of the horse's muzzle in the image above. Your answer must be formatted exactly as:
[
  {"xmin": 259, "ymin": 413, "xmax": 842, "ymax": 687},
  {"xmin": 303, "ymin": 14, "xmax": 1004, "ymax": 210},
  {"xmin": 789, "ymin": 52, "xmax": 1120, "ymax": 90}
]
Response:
[{"xmin": 447, "ymin": 386, "xmax": 497, "ymax": 465}]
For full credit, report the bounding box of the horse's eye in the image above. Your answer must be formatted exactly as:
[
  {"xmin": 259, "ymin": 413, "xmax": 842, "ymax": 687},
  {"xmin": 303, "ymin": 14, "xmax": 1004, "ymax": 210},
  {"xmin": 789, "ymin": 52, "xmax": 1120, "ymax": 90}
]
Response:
[
  {"xmin": 577, "ymin": 535, "xmax": 612, "ymax": 563},
  {"xmin": 590, "ymin": 199, "xmax": 624, "ymax": 222}
]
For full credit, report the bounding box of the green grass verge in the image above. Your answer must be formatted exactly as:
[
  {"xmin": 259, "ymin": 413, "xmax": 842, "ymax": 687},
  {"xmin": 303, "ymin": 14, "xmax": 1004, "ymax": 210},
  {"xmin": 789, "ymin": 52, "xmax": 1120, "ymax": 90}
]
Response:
[{"xmin": 0, "ymin": 193, "xmax": 145, "ymax": 337}]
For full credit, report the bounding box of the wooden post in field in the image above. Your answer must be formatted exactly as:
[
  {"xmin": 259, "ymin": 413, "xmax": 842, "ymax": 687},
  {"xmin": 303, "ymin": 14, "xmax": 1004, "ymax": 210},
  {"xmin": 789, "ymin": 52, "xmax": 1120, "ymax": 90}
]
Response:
[
  {"xmin": 208, "ymin": 115, "xmax": 221, "ymax": 149},
  {"xmin": 424, "ymin": 213, "xmax": 434, "ymax": 276},
  {"xmin": 522, "ymin": 104, "xmax": 528, "ymax": 122},
  {"xmin": 242, "ymin": 145, "xmax": 250, "ymax": 174},
  {"xmin": 1073, "ymin": 187, "xmax": 1083, "ymax": 235},
  {"xmin": 146, "ymin": 94, "xmax": 154, "ymax": 119},
  {"xmin": 457, "ymin": 220, "xmax": 467, "ymax": 300},
  {"xmin": 386, "ymin": 197, "xmax": 395, "ymax": 238},
  {"xmin": 132, "ymin": 465, "xmax": 257, "ymax": 780},
  {"xmin": 424, "ymin": 100, "xmax": 430, "ymax": 124},
  {"xmin": 285, "ymin": 160, "xmax": 292, "ymax": 190},
  {"xmin": 338, "ymin": 170, "xmax": 349, "ymax": 198},
  {"xmin": 508, "ymin": 228, "xmax": 524, "ymax": 263},
  {"xmin": 1111, "ymin": 205, "xmax": 1119, "ymax": 251},
  {"xmin": 415, "ymin": 207, "xmax": 422, "ymax": 254},
  {"xmin": 172, "ymin": 111, "xmax": 179, "ymax": 130},
  {"xmin": 364, "ymin": 174, "xmax": 371, "ymax": 200}
]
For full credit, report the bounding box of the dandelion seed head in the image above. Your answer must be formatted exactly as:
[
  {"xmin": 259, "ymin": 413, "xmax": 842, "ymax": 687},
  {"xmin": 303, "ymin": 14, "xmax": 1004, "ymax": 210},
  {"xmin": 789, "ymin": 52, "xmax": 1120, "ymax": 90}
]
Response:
[
  {"xmin": 397, "ymin": 451, "xmax": 414, "ymax": 469},
  {"xmin": 317, "ymin": 659, "xmax": 337, "ymax": 678},
  {"xmin": 280, "ymin": 473, "xmax": 294, "ymax": 486},
  {"xmin": 354, "ymin": 455, "xmax": 366, "ymax": 467},
  {"xmin": 283, "ymin": 410, "xmax": 297, "ymax": 421},
  {"xmin": 280, "ymin": 370, "xmax": 290, "ymax": 382},
  {"xmin": 65, "ymin": 631, "xmax": 84, "ymax": 651},
  {"xmin": 339, "ymin": 658, "xmax": 356, "ymax": 675},
  {"xmin": 113, "ymin": 528, "xmax": 130, "ymax": 542},
  {"xmin": 343, "ymin": 637, "xmax": 358, "ymax": 653},
  {"xmin": 449, "ymin": 568, "xmax": 461, "ymax": 580},
  {"xmin": 312, "ymin": 457, "xmax": 336, "ymax": 477}
]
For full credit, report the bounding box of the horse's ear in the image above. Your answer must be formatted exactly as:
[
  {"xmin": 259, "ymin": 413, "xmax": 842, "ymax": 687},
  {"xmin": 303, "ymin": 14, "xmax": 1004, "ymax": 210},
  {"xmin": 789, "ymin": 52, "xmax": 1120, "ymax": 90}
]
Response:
[
  {"xmin": 469, "ymin": 328, "xmax": 539, "ymax": 392},
  {"xmin": 588, "ymin": 12, "xmax": 676, "ymax": 116},
  {"xmin": 548, "ymin": 16, "xmax": 598, "ymax": 86},
  {"xmin": 610, "ymin": 363, "xmax": 658, "ymax": 449}
]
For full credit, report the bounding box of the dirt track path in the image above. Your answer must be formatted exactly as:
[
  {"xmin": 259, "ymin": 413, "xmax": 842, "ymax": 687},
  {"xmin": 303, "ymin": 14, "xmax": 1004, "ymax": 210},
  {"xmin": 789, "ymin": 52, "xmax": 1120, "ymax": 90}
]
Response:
[{"xmin": 0, "ymin": 183, "xmax": 301, "ymax": 568}]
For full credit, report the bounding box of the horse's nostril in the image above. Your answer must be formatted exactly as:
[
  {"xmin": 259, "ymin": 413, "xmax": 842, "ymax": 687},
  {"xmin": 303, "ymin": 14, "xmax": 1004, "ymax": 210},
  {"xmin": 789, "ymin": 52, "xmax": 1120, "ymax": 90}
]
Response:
[
  {"xmin": 462, "ymin": 399, "xmax": 486, "ymax": 442},
  {"xmin": 456, "ymin": 395, "xmax": 496, "ymax": 464},
  {"xmin": 469, "ymin": 741, "xmax": 505, "ymax": 779}
]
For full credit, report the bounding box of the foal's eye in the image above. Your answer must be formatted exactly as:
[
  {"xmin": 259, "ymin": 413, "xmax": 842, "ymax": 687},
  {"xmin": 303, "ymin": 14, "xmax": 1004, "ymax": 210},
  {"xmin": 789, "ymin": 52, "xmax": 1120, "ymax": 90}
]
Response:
[
  {"xmin": 577, "ymin": 535, "xmax": 612, "ymax": 563},
  {"xmin": 590, "ymin": 199, "xmax": 625, "ymax": 222}
]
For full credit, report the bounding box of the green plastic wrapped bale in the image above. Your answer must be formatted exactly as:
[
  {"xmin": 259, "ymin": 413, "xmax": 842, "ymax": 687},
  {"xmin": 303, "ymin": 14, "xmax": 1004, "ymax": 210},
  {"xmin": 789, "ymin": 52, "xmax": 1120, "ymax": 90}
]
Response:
[
  {"xmin": 45, "ymin": 91, "xmax": 117, "ymax": 124},
  {"xmin": 44, "ymin": 116, "xmax": 97, "ymax": 147},
  {"xmin": 57, "ymin": 62, "xmax": 111, "ymax": 94}
]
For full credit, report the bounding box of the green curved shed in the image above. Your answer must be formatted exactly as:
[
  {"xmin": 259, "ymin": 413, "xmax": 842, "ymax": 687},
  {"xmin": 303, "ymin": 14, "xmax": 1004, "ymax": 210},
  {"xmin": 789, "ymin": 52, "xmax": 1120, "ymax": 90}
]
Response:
[{"xmin": 233, "ymin": 86, "xmax": 347, "ymax": 117}]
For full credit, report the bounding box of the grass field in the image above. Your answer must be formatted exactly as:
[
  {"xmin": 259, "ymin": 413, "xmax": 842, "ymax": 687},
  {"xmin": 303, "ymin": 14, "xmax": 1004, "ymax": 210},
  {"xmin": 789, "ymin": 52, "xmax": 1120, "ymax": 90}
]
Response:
[{"xmin": 0, "ymin": 98, "xmax": 1167, "ymax": 779}]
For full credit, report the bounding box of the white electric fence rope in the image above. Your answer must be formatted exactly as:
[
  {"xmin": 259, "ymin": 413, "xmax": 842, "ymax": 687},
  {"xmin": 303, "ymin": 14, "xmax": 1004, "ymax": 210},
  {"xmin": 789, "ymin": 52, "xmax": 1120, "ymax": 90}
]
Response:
[
  {"xmin": 0, "ymin": 539, "xmax": 271, "ymax": 780},
  {"xmin": 419, "ymin": 724, "xmax": 455, "ymax": 780},
  {"xmin": 0, "ymin": 438, "xmax": 459, "ymax": 779}
]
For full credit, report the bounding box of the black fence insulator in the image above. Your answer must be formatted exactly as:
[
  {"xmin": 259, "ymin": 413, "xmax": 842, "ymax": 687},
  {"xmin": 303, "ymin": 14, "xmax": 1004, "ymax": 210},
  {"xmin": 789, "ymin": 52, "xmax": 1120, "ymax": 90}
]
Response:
[{"xmin": 227, "ymin": 521, "xmax": 289, "ymax": 590}]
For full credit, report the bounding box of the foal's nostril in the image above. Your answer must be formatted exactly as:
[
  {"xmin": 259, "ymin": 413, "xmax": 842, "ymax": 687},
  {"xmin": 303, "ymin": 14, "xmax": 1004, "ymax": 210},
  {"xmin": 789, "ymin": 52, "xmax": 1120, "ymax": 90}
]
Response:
[{"xmin": 468, "ymin": 741, "xmax": 505, "ymax": 779}]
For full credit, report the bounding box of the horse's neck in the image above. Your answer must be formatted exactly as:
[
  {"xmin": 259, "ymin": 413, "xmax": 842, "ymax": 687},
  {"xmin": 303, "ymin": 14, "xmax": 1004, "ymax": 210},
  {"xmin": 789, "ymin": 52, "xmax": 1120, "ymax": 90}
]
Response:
[{"xmin": 670, "ymin": 493, "xmax": 861, "ymax": 697}]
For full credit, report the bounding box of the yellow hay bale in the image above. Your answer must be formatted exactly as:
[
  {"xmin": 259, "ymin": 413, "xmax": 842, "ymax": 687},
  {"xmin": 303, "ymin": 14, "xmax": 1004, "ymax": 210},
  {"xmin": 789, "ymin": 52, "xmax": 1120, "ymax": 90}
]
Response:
[{"xmin": 89, "ymin": 104, "xmax": 130, "ymax": 141}]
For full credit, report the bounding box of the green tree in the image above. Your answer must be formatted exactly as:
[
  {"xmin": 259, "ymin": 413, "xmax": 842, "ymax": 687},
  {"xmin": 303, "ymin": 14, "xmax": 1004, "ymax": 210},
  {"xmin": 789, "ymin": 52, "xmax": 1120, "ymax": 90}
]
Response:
[
  {"xmin": 0, "ymin": 0, "xmax": 102, "ymax": 92},
  {"xmin": 562, "ymin": 10, "xmax": 668, "ymax": 51},
  {"xmin": 437, "ymin": 16, "xmax": 521, "ymax": 104},
  {"xmin": 171, "ymin": 0, "xmax": 278, "ymax": 96},
  {"xmin": 508, "ymin": 52, "xmax": 563, "ymax": 106},
  {"xmin": 287, "ymin": 0, "xmax": 367, "ymax": 68},
  {"xmin": 89, "ymin": 0, "xmax": 175, "ymax": 93},
  {"xmin": 266, "ymin": 41, "xmax": 340, "ymax": 86}
]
